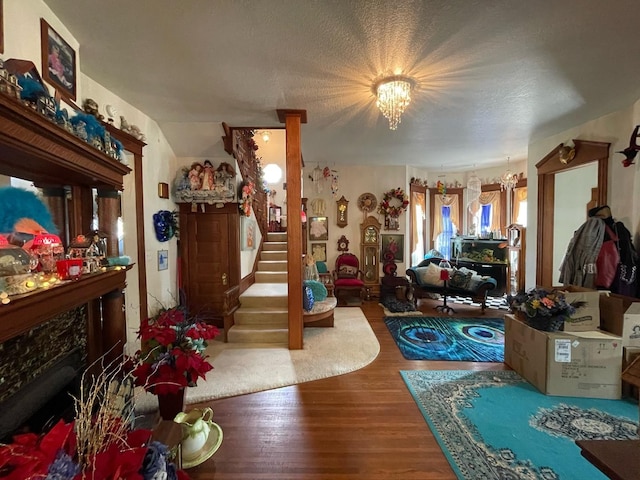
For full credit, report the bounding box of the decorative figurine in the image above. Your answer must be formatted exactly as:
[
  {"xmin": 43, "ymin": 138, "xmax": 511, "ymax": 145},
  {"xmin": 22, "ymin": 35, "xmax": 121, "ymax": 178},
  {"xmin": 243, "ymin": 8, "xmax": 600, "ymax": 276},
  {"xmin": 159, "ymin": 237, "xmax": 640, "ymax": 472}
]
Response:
[{"xmin": 83, "ymin": 98, "xmax": 104, "ymax": 121}]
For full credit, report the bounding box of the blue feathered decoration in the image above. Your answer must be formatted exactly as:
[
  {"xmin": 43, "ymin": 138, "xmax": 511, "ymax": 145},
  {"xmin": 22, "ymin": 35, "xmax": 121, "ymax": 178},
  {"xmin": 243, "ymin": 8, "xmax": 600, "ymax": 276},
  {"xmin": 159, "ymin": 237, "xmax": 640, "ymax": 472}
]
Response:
[
  {"xmin": 17, "ymin": 76, "xmax": 47, "ymax": 102},
  {"xmin": 0, "ymin": 187, "xmax": 58, "ymax": 234},
  {"xmin": 70, "ymin": 111, "xmax": 106, "ymax": 141}
]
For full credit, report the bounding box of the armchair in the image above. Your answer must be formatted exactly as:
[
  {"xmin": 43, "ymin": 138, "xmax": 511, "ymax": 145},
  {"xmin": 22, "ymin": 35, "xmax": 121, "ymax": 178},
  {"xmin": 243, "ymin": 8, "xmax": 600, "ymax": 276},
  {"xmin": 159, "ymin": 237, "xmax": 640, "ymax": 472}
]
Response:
[{"xmin": 333, "ymin": 253, "xmax": 365, "ymax": 305}]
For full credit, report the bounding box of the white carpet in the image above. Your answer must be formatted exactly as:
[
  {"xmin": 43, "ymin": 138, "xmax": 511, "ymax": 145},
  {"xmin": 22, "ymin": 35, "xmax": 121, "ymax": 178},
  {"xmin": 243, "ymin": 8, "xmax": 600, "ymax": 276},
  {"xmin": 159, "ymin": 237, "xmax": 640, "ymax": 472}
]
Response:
[{"xmin": 135, "ymin": 307, "xmax": 379, "ymax": 413}]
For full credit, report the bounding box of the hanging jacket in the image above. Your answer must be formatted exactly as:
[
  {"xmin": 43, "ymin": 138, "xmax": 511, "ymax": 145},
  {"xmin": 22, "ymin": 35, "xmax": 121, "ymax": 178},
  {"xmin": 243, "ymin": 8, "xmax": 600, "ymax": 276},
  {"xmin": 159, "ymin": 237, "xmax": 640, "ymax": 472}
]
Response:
[{"xmin": 559, "ymin": 217, "xmax": 605, "ymax": 288}]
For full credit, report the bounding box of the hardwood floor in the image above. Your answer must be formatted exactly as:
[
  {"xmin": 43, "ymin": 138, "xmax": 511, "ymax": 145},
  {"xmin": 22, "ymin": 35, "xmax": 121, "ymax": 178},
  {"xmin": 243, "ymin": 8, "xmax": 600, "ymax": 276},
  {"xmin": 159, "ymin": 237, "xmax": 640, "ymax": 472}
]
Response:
[{"xmin": 187, "ymin": 298, "xmax": 509, "ymax": 479}]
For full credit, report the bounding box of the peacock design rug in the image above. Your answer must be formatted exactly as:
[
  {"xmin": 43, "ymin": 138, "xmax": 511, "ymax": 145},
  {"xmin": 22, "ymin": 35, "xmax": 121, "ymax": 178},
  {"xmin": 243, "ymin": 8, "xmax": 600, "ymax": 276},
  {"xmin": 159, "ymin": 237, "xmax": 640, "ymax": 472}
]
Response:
[
  {"xmin": 401, "ymin": 370, "xmax": 638, "ymax": 480},
  {"xmin": 384, "ymin": 316, "xmax": 504, "ymax": 361}
]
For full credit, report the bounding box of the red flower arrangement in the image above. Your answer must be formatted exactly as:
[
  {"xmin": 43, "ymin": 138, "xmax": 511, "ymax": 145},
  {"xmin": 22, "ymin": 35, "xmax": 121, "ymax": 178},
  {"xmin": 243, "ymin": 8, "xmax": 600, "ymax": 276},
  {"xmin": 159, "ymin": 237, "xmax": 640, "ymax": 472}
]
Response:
[
  {"xmin": 0, "ymin": 355, "xmax": 190, "ymax": 480},
  {"xmin": 132, "ymin": 305, "xmax": 220, "ymax": 395},
  {"xmin": 377, "ymin": 187, "xmax": 409, "ymax": 217},
  {"xmin": 0, "ymin": 419, "xmax": 189, "ymax": 480}
]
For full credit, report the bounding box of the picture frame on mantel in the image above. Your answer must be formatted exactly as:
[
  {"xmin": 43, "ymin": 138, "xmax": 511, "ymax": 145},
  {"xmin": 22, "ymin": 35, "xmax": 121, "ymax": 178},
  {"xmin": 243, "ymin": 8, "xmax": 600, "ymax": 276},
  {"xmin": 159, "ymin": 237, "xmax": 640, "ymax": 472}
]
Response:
[{"xmin": 40, "ymin": 18, "xmax": 76, "ymax": 101}]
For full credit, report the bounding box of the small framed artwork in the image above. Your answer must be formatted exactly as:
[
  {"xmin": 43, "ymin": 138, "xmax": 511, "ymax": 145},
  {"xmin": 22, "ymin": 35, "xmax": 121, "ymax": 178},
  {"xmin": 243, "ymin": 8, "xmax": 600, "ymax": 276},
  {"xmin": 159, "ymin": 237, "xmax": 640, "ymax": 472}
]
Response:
[
  {"xmin": 40, "ymin": 18, "xmax": 76, "ymax": 101},
  {"xmin": 309, "ymin": 216, "xmax": 328, "ymax": 241},
  {"xmin": 241, "ymin": 217, "xmax": 256, "ymax": 250},
  {"xmin": 157, "ymin": 250, "xmax": 169, "ymax": 271},
  {"xmin": 381, "ymin": 234, "xmax": 404, "ymax": 262},
  {"xmin": 311, "ymin": 243, "xmax": 327, "ymax": 262}
]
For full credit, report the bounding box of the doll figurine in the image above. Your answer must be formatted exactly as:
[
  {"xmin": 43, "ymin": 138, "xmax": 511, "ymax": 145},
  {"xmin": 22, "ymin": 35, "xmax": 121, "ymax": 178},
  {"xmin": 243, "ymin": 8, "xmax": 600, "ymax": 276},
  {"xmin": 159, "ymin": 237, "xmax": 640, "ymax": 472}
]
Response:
[{"xmin": 188, "ymin": 162, "xmax": 203, "ymax": 190}]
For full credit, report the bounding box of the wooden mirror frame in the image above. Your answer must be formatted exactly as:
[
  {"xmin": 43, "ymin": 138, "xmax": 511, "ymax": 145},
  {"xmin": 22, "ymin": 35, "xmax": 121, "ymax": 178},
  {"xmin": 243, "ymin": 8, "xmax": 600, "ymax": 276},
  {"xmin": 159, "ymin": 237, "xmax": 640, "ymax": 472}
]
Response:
[{"xmin": 535, "ymin": 139, "xmax": 609, "ymax": 287}]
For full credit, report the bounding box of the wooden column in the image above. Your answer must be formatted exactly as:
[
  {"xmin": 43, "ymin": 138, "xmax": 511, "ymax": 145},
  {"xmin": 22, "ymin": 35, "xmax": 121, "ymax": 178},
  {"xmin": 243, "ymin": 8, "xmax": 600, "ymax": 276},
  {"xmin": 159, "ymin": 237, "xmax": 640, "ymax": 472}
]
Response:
[
  {"xmin": 102, "ymin": 288, "xmax": 126, "ymax": 364},
  {"xmin": 40, "ymin": 187, "xmax": 67, "ymax": 243},
  {"xmin": 278, "ymin": 109, "xmax": 307, "ymax": 350},
  {"xmin": 68, "ymin": 186, "xmax": 93, "ymax": 239},
  {"xmin": 96, "ymin": 188, "xmax": 121, "ymax": 257}
]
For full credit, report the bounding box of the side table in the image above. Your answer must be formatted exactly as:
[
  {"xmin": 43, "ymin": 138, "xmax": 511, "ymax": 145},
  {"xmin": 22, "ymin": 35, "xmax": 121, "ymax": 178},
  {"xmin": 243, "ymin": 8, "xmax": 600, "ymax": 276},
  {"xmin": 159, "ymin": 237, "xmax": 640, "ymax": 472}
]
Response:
[{"xmin": 380, "ymin": 275, "xmax": 410, "ymax": 300}]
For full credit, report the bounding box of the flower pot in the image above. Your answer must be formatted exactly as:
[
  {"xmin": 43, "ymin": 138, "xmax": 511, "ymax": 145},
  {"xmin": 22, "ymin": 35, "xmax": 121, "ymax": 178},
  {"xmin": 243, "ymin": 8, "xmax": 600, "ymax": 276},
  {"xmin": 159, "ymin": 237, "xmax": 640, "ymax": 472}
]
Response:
[
  {"xmin": 157, "ymin": 388, "xmax": 185, "ymax": 421},
  {"xmin": 525, "ymin": 315, "xmax": 565, "ymax": 332}
]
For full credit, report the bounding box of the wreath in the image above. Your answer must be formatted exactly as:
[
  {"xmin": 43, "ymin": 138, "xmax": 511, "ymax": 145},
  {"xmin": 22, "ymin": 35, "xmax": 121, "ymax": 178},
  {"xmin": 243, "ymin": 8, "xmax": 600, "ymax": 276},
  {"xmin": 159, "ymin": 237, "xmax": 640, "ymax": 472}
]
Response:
[{"xmin": 377, "ymin": 188, "xmax": 409, "ymax": 217}]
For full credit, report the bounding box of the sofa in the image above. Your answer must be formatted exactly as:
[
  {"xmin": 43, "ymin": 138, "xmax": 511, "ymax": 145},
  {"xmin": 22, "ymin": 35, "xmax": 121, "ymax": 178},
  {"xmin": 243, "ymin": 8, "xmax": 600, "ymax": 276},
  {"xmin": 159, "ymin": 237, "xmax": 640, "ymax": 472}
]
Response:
[{"xmin": 406, "ymin": 258, "xmax": 497, "ymax": 313}]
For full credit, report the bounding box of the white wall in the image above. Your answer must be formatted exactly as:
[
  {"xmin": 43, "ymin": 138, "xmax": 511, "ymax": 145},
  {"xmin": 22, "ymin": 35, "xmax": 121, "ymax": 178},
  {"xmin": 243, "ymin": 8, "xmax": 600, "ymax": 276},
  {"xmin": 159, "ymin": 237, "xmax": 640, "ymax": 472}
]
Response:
[
  {"xmin": 527, "ymin": 101, "xmax": 640, "ymax": 288},
  {"xmin": 4, "ymin": 1, "xmax": 180, "ymax": 347}
]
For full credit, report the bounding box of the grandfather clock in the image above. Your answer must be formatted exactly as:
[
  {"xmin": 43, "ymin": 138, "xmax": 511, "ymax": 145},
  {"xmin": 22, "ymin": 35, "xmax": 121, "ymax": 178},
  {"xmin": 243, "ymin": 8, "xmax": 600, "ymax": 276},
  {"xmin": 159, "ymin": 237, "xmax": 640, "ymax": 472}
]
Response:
[{"xmin": 360, "ymin": 215, "xmax": 381, "ymax": 298}]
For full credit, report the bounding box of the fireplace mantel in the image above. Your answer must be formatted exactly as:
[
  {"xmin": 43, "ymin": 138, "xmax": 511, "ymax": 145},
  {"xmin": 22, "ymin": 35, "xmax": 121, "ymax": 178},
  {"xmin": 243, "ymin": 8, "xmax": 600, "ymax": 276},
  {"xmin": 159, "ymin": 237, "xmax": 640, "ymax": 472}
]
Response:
[
  {"xmin": 0, "ymin": 93, "xmax": 134, "ymax": 363},
  {"xmin": 0, "ymin": 95, "xmax": 130, "ymax": 189}
]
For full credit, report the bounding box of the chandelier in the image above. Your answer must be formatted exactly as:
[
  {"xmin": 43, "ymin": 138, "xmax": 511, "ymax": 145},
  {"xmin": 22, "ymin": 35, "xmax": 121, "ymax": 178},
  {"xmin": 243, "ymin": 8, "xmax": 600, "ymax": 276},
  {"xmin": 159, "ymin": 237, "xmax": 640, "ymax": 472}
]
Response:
[
  {"xmin": 374, "ymin": 75, "xmax": 415, "ymax": 130},
  {"xmin": 499, "ymin": 157, "xmax": 518, "ymax": 191}
]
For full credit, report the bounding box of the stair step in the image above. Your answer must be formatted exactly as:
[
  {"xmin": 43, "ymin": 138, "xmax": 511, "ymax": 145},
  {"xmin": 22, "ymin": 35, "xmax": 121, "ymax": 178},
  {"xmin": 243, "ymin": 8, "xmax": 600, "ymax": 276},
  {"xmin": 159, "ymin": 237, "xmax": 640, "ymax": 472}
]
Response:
[
  {"xmin": 261, "ymin": 251, "xmax": 287, "ymax": 261},
  {"xmin": 266, "ymin": 232, "xmax": 287, "ymax": 242},
  {"xmin": 234, "ymin": 308, "xmax": 289, "ymax": 325},
  {"xmin": 255, "ymin": 271, "xmax": 287, "ymax": 283},
  {"xmin": 263, "ymin": 241, "xmax": 287, "ymax": 252},
  {"xmin": 226, "ymin": 325, "xmax": 288, "ymax": 344},
  {"xmin": 258, "ymin": 260, "xmax": 288, "ymax": 272}
]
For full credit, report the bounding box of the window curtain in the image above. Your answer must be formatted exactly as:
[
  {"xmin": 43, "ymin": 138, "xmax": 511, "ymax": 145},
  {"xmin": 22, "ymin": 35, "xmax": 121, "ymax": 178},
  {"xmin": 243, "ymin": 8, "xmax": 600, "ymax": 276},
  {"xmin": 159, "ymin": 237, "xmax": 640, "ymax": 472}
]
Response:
[
  {"xmin": 479, "ymin": 191, "xmax": 501, "ymax": 233},
  {"xmin": 432, "ymin": 193, "xmax": 459, "ymax": 241},
  {"xmin": 513, "ymin": 186, "xmax": 527, "ymax": 224},
  {"xmin": 480, "ymin": 204, "xmax": 491, "ymax": 233}
]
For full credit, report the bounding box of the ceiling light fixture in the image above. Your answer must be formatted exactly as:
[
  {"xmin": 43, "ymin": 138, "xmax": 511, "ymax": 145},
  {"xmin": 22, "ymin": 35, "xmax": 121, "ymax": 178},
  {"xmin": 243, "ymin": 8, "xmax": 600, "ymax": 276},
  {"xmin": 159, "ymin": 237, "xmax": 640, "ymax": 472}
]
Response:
[
  {"xmin": 261, "ymin": 130, "xmax": 271, "ymax": 143},
  {"xmin": 499, "ymin": 157, "xmax": 518, "ymax": 191},
  {"xmin": 373, "ymin": 75, "xmax": 415, "ymax": 130}
]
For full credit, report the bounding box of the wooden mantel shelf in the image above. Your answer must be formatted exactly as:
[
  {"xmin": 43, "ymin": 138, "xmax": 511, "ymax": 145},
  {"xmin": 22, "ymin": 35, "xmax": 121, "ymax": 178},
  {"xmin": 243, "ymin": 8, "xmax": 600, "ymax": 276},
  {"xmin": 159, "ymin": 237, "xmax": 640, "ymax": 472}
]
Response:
[
  {"xmin": 0, "ymin": 95, "xmax": 131, "ymax": 190},
  {"xmin": 0, "ymin": 267, "xmax": 129, "ymax": 343}
]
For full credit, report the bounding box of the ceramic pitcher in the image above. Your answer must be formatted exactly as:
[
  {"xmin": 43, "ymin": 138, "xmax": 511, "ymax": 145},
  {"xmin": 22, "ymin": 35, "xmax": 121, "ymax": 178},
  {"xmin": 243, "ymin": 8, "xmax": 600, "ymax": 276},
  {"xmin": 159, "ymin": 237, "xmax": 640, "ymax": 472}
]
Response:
[{"xmin": 174, "ymin": 407, "xmax": 214, "ymax": 458}]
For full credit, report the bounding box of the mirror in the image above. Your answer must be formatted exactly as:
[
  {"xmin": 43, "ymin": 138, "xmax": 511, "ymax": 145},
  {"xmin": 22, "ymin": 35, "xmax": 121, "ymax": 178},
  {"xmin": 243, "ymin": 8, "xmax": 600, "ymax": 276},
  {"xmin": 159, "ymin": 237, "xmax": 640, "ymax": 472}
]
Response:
[
  {"xmin": 536, "ymin": 139, "xmax": 609, "ymax": 287},
  {"xmin": 552, "ymin": 163, "xmax": 598, "ymax": 281}
]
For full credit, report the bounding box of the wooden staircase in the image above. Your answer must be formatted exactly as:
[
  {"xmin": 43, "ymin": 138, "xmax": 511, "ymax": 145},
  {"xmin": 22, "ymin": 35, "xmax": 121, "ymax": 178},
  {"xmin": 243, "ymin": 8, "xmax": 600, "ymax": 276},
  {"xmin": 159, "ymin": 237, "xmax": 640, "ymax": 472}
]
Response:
[{"xmin": 227, "ymin": 232, "xmax": 289, "ymax": 344}]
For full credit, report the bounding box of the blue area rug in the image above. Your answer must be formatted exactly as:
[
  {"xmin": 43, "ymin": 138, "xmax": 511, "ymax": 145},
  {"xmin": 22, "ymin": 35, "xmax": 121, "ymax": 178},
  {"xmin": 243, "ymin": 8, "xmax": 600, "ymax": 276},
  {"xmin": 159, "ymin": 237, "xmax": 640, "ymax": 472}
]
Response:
[
  {"xmin": 401, "ymin": 370, "xmax": 638, "ymax": 480},
  {"xmin": 384, "ymin": 316, "xmax": 504, "ymax": 362}
]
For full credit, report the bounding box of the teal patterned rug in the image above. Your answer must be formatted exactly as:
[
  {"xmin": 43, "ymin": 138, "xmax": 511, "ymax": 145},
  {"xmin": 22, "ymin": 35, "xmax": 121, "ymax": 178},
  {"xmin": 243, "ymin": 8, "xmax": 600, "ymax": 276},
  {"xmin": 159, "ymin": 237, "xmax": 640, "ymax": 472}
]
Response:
[
  {"xmin": 385, "ymin": 317, "xmax": 504, "ymax": 361},
  {"xmin": 401, "ymin": 370, "xmax": 638, "ymax": 480}
]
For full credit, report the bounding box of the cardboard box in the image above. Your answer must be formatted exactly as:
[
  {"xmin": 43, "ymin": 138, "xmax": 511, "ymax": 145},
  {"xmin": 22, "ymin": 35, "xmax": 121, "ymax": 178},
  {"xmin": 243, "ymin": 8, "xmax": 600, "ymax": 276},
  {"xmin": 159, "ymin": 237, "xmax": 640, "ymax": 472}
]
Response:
[
  {"xmin": 561, "ymin": 286, "xmax": 601, "ymax": 332},
  {"xmin": 504, "ymin": 314, "xmax": 622, "ymax": 399},
  {"xmin": 599, "ymin": 292, "xmax": 638, "ymax": 339},
  {"xmin": 622, "ymin": 303, "xmax": 640, "ymax": 347},
  {"xmin": 622, "ymin": 347, "xmax": 640, "ymax": 399}
]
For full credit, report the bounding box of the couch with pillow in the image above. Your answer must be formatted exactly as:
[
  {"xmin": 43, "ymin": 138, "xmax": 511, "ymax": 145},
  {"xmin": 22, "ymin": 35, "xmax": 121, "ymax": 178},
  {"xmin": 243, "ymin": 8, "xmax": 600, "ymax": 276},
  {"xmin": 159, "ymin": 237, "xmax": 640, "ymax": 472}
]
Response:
[{"xmin": 406, "ymin": 258, "xmax": 497, "ymax": 313}]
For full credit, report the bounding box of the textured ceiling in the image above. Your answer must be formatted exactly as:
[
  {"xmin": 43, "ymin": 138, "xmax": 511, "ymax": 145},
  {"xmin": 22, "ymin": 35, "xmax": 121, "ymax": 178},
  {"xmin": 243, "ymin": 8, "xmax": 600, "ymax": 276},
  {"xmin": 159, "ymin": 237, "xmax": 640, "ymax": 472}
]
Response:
[{"xmin": 43, "ymin": 0, "xmax": 640, "ymax": 169}]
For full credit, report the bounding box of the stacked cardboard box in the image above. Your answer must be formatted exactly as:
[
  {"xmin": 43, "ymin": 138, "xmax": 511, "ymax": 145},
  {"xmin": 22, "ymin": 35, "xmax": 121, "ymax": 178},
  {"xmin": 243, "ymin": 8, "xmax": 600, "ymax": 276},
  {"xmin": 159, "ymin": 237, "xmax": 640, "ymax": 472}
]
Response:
[
  {"xmin": 504, "ymin": 314, "xmax": 623, "ymax": 399},
  {"xmin": 505, "ymin": 287, "xmax": 640, "ymax": 400}
]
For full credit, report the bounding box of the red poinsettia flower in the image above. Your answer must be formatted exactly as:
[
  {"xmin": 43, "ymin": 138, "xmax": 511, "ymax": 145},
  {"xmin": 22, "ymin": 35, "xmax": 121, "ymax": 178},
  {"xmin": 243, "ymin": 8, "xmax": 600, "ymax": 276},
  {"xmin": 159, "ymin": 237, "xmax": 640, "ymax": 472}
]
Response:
[{"xmin": 131, "ymin": 305, "xmax": 219, "ymax": 394}]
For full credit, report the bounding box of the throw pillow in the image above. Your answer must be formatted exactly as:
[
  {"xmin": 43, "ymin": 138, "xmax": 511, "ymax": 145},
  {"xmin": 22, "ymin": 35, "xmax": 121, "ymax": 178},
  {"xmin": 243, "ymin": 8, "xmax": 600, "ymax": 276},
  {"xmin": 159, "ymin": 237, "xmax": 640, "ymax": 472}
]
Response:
[
  {"xmin": 303, "ymin": 285, "xmax": 315, "ymax": 312},
  {"xmin": 417, "ymin": 262, "xmax": 444, "ymax": 287},
  {"xmin": 339, "ymin": 265, "xmax": 358, "ymax": 277},
  {"xmin": 449, "ymin": 268, "xmax": 473, "ymax": 290},
  {"xmin": 304, "ymin": 280, "xmax": 328, "ymax": 302}
]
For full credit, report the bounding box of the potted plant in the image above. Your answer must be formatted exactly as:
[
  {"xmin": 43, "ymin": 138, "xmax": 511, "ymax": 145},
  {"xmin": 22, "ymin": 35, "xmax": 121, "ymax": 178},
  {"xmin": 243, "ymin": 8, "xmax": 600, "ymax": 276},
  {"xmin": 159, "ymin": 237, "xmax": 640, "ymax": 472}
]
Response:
[
  {"xmin": 507, "ymin": 287, "xmax": 586, "ymax": 332},
  {"xmin": 131, "ymin": 304, "xmax": 220, "ymax": 420}
]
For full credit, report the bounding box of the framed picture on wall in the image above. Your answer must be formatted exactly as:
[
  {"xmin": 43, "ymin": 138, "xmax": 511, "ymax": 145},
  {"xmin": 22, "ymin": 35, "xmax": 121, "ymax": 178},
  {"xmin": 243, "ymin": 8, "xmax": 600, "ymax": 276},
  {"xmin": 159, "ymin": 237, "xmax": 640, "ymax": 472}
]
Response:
[
  {"xmin": 157, "ymin": 250, "xmax": 169, "ymax": 271},
  {"xmin": 308, "ymin": 216, "xmax": 328, "ymax": 241},
  {"xmin": 311, "ymin": 243, "xmax": 327, "ymax": 262},
  {"xmin": 241, "ymin": 217, "xmax": 256, "ymax": 250},
  {"xmin": 40, "ymin": 18, "xmax": 76, "ymax": 101},
  {"xmin": 381, "ymin": 234, "xmax": 404, "ymax": 262}
]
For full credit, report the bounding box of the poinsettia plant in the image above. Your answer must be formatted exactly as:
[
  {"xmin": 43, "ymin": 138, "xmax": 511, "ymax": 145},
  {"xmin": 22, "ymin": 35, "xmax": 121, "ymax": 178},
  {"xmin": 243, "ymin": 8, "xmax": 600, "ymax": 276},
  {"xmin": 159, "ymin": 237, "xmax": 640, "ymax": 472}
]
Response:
[
  {"xmin": 132, "ymin": 305, "xmax": 220, "ymax": 395},
  {"xmin": 0, "ymin": 355, "xmax": 190, "ymax": 479}
]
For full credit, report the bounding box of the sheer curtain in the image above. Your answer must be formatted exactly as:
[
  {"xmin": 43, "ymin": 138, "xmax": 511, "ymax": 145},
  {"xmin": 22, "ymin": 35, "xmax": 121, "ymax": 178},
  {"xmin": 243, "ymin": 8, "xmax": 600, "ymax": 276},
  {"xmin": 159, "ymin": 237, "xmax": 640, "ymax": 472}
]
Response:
[
  {"xmin": 479, "ymin": 191, "xmax": 501, "ymax": 233},
  {"xmin": 432, "ymin": 194, "xmax": 459, "ymax": 259},
  {"xmin": 512, "ymin": 187, "xmax": 528, "ymax": 226}
]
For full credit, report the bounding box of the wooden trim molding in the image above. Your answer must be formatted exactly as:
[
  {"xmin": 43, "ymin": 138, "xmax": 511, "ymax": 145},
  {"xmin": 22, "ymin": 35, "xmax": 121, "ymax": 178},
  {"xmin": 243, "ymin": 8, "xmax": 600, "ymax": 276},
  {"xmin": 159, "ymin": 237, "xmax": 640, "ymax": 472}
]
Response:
[{"xmin": 535, "ymin": 139, "xmax": 609, "ymax": 287}]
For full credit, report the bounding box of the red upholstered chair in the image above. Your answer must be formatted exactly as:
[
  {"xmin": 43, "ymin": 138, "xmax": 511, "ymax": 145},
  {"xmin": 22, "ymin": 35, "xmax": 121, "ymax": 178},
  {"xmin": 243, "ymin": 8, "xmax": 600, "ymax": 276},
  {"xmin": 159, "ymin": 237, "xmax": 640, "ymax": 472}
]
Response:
[{"xmin": 332, "ymin": 253, "xmax": 365, "ymax": 305}]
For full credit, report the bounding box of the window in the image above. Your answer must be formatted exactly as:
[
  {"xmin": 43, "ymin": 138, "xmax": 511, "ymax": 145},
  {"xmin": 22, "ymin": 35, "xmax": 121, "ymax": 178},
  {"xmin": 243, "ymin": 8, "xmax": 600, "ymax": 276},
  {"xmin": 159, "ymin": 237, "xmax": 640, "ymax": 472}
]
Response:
[{"xmin": 430, "ymin": 188, "xmax": 462, "ymax": 260}]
